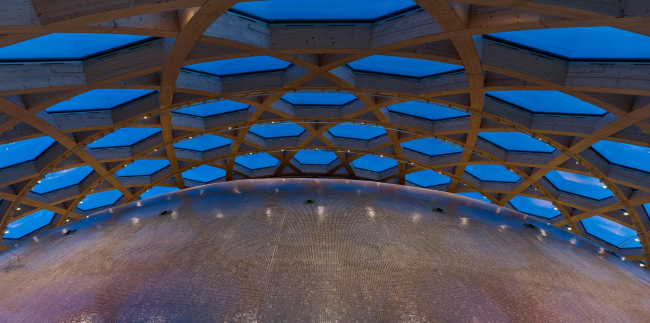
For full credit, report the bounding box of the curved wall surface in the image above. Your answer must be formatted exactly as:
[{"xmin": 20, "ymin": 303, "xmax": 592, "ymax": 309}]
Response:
[{"xmin": 1, "ymin": 179, "xmax": 649, "ymax": 322}]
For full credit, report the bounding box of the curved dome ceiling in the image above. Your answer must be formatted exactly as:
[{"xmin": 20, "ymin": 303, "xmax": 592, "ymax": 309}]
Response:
[{"xmin": 0, "ymin": 0, "xmax": 649, "ymax": 267}]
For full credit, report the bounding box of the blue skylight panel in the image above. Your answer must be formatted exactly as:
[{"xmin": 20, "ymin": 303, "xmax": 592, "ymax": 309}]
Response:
[
  {"xmin": 140, "ymin": 186, "xmax": 179, "ymax": 200},
  {"xmin": 545, "ymin": 170, "xmax": 613, "ymax": 200},
  {"xmin": 236, "ymin": 153, "xmax": 279, "ymax": 169},
  {"xmin": 3, "ymin": 210, "xmax": 55, "ymax": 240},
  {"xmin": 281, "ymin": 93, "xmax": 357, "ymax": 105},
  {"xmin": 465, "ymin": 165, "xmax": 520, "ymax": 182},
  {"xmin": 117, "ymin": 160, "xmax": 169, "ymax": 177},
  {"xmin": 89, "ymin": 128, "xmax": 161, "ymax": 149},
  {"xmin": 184, "ymin": 56, "xmax": 291, "ymax": 76},
  {"xmin": 406, "ymin": 170, "xmax": 450, "ymax": 187},
  {"xmin": 46, "ymin": 90, "xmax": 155, "ymax": 113},
  {"xmin": 230, "ymin": 0, "xmax": 417, "ymax": 22},
  {"xmin": 328, "ymin": 124, "xmax": 386, "ymax": 140},
  {"xmin": 509, "ymin": 196, "xmax": 559, "ymax": 219},
  {"xmin": 592, "ymin": 140, "xmax": 650, "ymax": 173},
  {"xmin": 31, "ymin": 166, "xmax": 93, "ymax": 194},
  {"xmin": 0, "ymin": 137, "xmax": 55, "ymax": 169},
  {"xmin": 352, "ymin": 155, "xmax": 397, "ymax": 172},
  {"xmin": 488, "ymin": 27, "xmax": 650, "ymax": 60},
  {"xmin": 455, "ymin": 192, "xmax": 492, "ymax": 203},
  {"xmin": 183, "ymin": 165, "xmax": 226, "ymax": 183},
  {"xmin": 0, "ymin": 33, "xmax": 150, "ymax": 61},
  {"xmin": 249, "ymin": 123, "xmax": 305, "ymax": 138},
  {"xmin": 478, "ymin": 132, "xmax": 555, "ymax": 153},
  {"xmin": 294, "ymin": 150, "xmax": 338, "ymax": 165},
  {"xmin": 388, "ymin": 101, "xmax": 468, "ymax": 120},
  {"xmin": 78, "ymin": 190, "xmax": 123, "ymax": 211},
  {"xmin": 402, "ymin": 138, "xmax": 462, "ymax": 156},
  {"xmin": 582, "ymin": 216, "xmax": 641, "ymax": 248},
  {"xmin": 488, "ymin": 91, "xmax": 607, "ymax": 115},
  {"xmin": 348, "ymin": 55, "xmax": 462, "ymax": 78},
  {"xmin": 175, "ymin": 100, "xmax": 249, "ymax": 117},
  {"xmin": 174, "ymin": 135, "xmax": 232, "ymax": 152}
]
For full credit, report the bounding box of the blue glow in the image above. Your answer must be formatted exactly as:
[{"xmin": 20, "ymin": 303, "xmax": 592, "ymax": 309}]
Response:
[
  {"xmin": 479, "ymin": 132, "xmax": 555, "ymax": 153},
  {"xmin": 328, "ymin": 124, "xmax": 386, "ymax": 140},
  {"xmin": 182, "ymin": 165, "xmax": 226, "ymax": 183},
  {"xmin": 352, "ymin": 155, "xmax": 397, "ymax": 172},
  {"xmin": 175, "ymin": 100, "xmax": 249, "ymax": 117},
  {"xmin": 582, "ymin": 216, "xmax": 641, "ymax": 248},
  {"xmin": 78, "ymin": 190, "xmax": 123, "ymax": 211},
  {"xmin": 592, "ymin": 140, "xmax": 650, "ymax": 173},
  {"xmin": 510, "ymin": 196, "xmax": 559, "ymax": 219},
  {"xmin": 236, "ymin": 153, "xmax": 278, "ymax": 169},
  {"xmin": 281, "ymin": 93, "xmax": 357, "ymax": 105},
  {"xmin": 89, "ymin": 128, "xmax": 161, "ymax": 149},
  {"xmin": 294, "ymin": 150, "xmax": 338, "ymax": 165},
  {"xmin": 456, "ymin": 192, "xmax": 492, "ymax": 203},
  {"xmin": 488, "ymin": 91, "xmax": 606, "ymax": 115},
  {"xmin": 0, "ymin": 33, "xmax": 149, "ymax": 61},
  {"xmin": 406, "ymin": 170, "xmax": 450, "ymax": 187},
  {"xmin": 402, "ymin": 138, "xmax": 462, "ymax": 156},
  {"xmin": 388, "ymin": 101, "xmax": 468, "ymax": 120},
  {"xmin": 184, "ymin": 56, "xmax": 291, "ymax": 76},
  {"xmin": 174, "ymin": 135, "xmax": 231, "ymax": 152},
  {"xmin": 32, "ymin": 166, "xmax": 93, "ymax": 194},
  {"xmin": 46, "ymin": 90, "xmax": 155, "ymax": 113},
  {"xmin": 117, "ymin": 160, "xmax": 169, "ymax": 177},
  {"xmin": 0, "ymin": 137, "xmax": 55, "ymax": 169},
  {"xmin": 3, "ymin": 210, "xmax": 55, "ymax": 240},
  {"xmin": 140, "ymin": 186, "xmax": 179, "ymax": 200},
  {"xmin": 230, "ymin": 0, "xmax": 417, "ymax": 22},
  {"xmin": 465, "ymin": 165, "xmax": 520, "ymax": 182},
  {"xmin": 488, "ymin": 27, "xmax": 650, "ymax": 60},
  {"xmin": 249, "ymin": 123, "xmax": 305, "ymax": 138},
  {"xmin": 545, "ymin": 170, "xmax": 613, "ymax": 200},
  {"xmin": 348, "ymin": 55, "xmax": 462, "ymax": 78}
]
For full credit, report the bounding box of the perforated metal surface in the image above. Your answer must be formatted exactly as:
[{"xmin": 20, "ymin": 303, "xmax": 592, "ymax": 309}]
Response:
[{"xmin": 1, "ymin": 179, "xmax": 650, "ymax": 322}]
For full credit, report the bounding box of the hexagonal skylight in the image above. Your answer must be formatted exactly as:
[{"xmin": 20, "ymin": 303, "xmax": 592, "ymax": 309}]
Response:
[
  {"xmin": 46, "ymin": 90, "xmax": 155, "ymax": 113},
  {"xmin": 0, "ymin": 136, "xmax": 55, "ymax": 169},
  {"xmin": 487, "ymin": 91, "xmax": 607, "ymax": 115},
  {"xmin": 509, "ymin": 196, "xmax": 559, "ymax": 219},
  {"xmin": 402, "ymin": 138, "xmax": 462, "ymax": 156},
  {"xmin": 545, "ymin": 170, "xmax": 613, "ymax": 200},
  {"xmin": 174, "ymin": 100, "xmax": 249, "ymax": 118},
  {"xmin": 388, "ymin": 101, "xmax": 469, "ymax": 121},
  {"xmin": 294, "ymin": 150, "xmax": 338, "ymax": 165},
  {"xmin": 235, "ymin": 153, "xmax": 279, "ymax": 169},
  {"xmin": 174, "ymin": 135, "xmax": 232, "ymax": 152},
  {"xmin": 592, "ymin": 140, "xmax": 650, "ymax": 173},
  {"xmin": 78, "ymin": 190, "xmax": 123, "ymax": 211},
  {"xmin": 2, "ymin": 210, "xmax": 55, "ymax": 240},
  {"xmin": 347, "ymin": 55, "xmax": 463, "ymax": 78},
  {"xmin": 249, "ymin": 123, "xmax": 305, "ymax": 138},
  {"xmin": 328, "ymin": 124, "xmax": 386, "ymax": 140},
  {"xmin": 406, "ymin": 170, "xmax": 450, "ymax": 187},
  {"xmin": 465, "ymin": 165, "xmax": 520, "ymax": 183},
  {"xmin": 183, "ymin": 165, "xmax": 226, "ymax": 183},
  {"xmin": 352, "ymin": 155, "xmax": 397, "ymax": 172},
  {"xmin": 281, "ymin": 93, "xmax": 357, "ymax": 106},
  {"xmin": 117, "ymin": 160, "xmax": 170, "ymax": 177},
  {"xmin": 88, "ymin": 128, "xmax": 161, "ymax": 149},
  {"xmin": 32, "ymin": 166, "xmax": 94, "ymax": 194},
  {"xmin": 582, "ymin": 216, "xmax": 641, "ymax": 248},
  {"xmin": 183, "ymin": 56, "xmax": 291, "ymax": 77},
  {"xmin": 478, "ymin": 132, "xmax": 555, "ymax": 153}
]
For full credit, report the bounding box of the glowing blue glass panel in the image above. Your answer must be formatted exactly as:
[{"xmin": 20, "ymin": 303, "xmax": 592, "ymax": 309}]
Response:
[
  {"xmin": 328, "ymin": 124, "xmax": 386, "ymax": 140},
  {"xmin": 545, "ymin": 170, "xmax": 613, "ymax": 200},
  {"xmin": 456, "ymin": 192, "xmax": 492, "ymax": 203},
  {"xmin": 479, "ymin": 132, "xmax": 555, "ymax": 153},
  {"xmin": 3, "ymin": 210, "xmax": 55, "ymax": 240},
  {"xmin": 488, "ymin": 27, "xmax": 650, "ymax": 60},
  {"xmin": 352, "ymin": 155, "xmax": 397, "ymax": 172},
  {"xmin": 402, "ymin": 138, "xmax": 462, "ymax": 156},
  {"xmin": 510, "ymin": 196, "xmax": 559, "ymax": 219},
  {"xmin": 117, "ymin": 160, "xmax": 169, "ymax": 177},
  {"xmin": 592, "ymin": 140, "xmax": 650, "ymax": 173},
  {"xmin": 236, "ymin": 153, "xmax": 278, "ymax": 169},
  {"xmin": 175, "ymin": 100, "xmax": 249, "ymax": 117},
  {"xmin": 184, "ymin": 56, "xmax": 291, "ymax": 76},
  {"xmin": 183, "ymin": 165, "xmax": 226, "ymax": 183},
  {"xmin": 249, "ymin": 123, "xmax": 305, "ymax": 138},
  {"xmin": 281, "ymin": 93, "xmax": 356, "ymax": 105},
  {"xmin": 0, "ymin": 137, "xmax": 55, "ymax": 169},
  {"xmin": 0, "ymin": 33, "xmax": 150, "ymax": 61},
  {"xmin": 294, "ymin": 150, "xmax": 338, "ymax": 165},
  {"xmin": 89, "ymin": 128, "xmax": 160, "ymax": 149},
  {"xmin": 78, "ymin": 190, "xmax": 123, "ymax": 211},
  {"xmin": 140, "ymin": 186, "xmax": 179, "ymax": 200},
  {"xmin": 175, "ymin": 135, "xmax": 231, "ymax": 152},
  {"xmin": 32, "ymin": 166, "xmax": 93, "ymax": 194},
  {"xmin": 46, "ymin": 90, "xmax": 154, "ymax": 113},
  {"xmin": 488, "ymin": 91, "xmax": 606, "ymax": 115},
  {"xmin": 348, "ymin": 55, "xmax": 462, "ymax": 78},
  {"xmin": 582, "ymin": 216, "xmax": 641, "ymax": 248},
  {"xmin": 465, "ymin": 165, "xmax": 520, "ymax": 182},
  {"xmin": 230, "ymin": 0, "xmax": 417, "ymax": 22},
  {"xmin": 388, "ymin": 101, "xmax": 468, "ymax": 120},
  {"xmin": 406, "ymin": 170, "xmax": 450, "ymax": 187}
]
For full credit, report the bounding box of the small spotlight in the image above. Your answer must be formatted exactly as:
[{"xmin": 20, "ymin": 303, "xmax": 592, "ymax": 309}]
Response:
[
  {"xmin": 4, "ymin": 230, "xmax": 8, "ymax": 234},
  {"xmin": 16, "ymin": 208, "xmax": 20, "ymax": 211},
  {"xmin": 602, "ymin": 185, "xmax": 607, "ymax": 188},
  {"xmin": 641, "ymin": 263, "xmax": 646, "ymax": 267},
  {"xmin": 567, "ymin": 227, "xmax": 572, "ymax": 231},
  {"xmin": 624, "ymin": 212, "xmax": 629, "ymax": 216},
  {"xmin": 622, "ymin": 257, "xmax": 626, "ymax": 261},
  {"xmin": 66, "ymin": 219, "xmax": 70, "ymax": 222},
  {"xmin": 553, "ymin": 207, "xmax": 558, "ymax": 210},
  {"xmin": 635, "ymin": 238, "xmax": 640, "ymax": 241}
]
